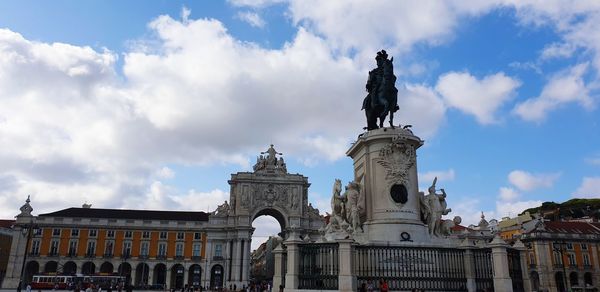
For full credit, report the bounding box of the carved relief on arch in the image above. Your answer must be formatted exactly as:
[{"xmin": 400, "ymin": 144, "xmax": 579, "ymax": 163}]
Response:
[{"xmin": 249, "ymin": 183, "xmax": 290, "ymax": 210}]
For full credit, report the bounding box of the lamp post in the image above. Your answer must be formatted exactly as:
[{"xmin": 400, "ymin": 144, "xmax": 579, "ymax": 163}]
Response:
[
  {"xmin": 18, "ymin": 219, "xmax": 35, "ymax": 291},
  {"xmin": 553, "ymin": 241, "xmax": 569, "ymax": 292}
]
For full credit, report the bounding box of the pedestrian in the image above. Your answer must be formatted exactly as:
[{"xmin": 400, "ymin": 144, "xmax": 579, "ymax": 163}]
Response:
[
  {"xmin": 26, "ymin": 284, "xmax": 32, "ymax": 292},
  {"xmin": 379, "ymin": 279, "xmax": 389, "ymax": 292}
]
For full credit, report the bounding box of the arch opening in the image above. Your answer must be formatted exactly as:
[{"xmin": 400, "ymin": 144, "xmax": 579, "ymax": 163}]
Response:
[{"xmin": 250, "ymin": 208, "xmax": 286, "ymax": 285}]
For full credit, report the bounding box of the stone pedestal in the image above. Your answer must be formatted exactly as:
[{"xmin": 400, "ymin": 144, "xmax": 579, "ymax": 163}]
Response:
[
  {"xmin": 337, "ymin": 240, "xmax": 357, "ymax": 292},
  {"xmin": 284, "ymin": 234, "xmax": 301, "ymax": 291},
  {"xmin": 490, "ymin": 236, "xmax": 513, "ymax": 292},
  {"xmin": 346, "ymin": 127, "xmax": 430, "ymax": 244}
]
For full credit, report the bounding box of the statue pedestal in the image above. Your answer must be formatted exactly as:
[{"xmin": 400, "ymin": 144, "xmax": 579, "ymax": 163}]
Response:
[{"xmin": 347, "ymin": 127, "xmax": 431, "ymax": 244}]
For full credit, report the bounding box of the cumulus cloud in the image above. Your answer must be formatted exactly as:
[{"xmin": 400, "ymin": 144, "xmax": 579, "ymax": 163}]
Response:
[
  {"xmin": 236, "ymin": 11, "xmax": 266, "ymax": 28},
  {"xmin": 436, "ymin": 72, "xmax": 521, "ymax": 124},
  {"xmin": 573, "ymin": 177, "xmax": 600, "ymax": 198},
  {"xmin": 508, "ymin": 170, "xmax": 561, "ymax": 191},
  {"xmin": 585, "ymin": 156, "xmax": 600, "ymax": 166},
  {"xmin": 420, "ymin": 169, "xmax": 455, "ymax": 184},
  {"xmin": 498, "ymin": 187, "xmax": 520, "ymax": 201},
  {"xmin": 513, "ymin": 63, "xmax": 593, "ymax": 122}
]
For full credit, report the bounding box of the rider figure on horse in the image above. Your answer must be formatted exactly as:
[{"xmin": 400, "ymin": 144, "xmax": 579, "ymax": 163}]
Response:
[{"xmin": 362, "ymin": 50, "xmax": 399, "ymax": 130}]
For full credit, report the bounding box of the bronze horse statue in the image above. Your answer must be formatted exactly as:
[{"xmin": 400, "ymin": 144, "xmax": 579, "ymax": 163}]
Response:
[{"xmin": 362, "ymin": 50, "xmax": 399, "ymax": 130}]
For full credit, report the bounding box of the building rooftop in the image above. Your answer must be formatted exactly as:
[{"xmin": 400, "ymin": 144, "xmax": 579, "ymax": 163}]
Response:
[
  {"xmin": 533, "ymin": 221, "xmax": 600, "ymax": 234},
  {"xmin": 0, "ymin": 219, "xmax": 15, "ymax": 229},
  {"xmin": 39, "ymin": 207, "xmax": 209, "ymax": 222}
]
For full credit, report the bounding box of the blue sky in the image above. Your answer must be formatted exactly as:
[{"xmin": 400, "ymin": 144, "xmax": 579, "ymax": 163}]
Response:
[{"xmin": 0, "ymin": 1, "xmax": 599, "ymax": 248}]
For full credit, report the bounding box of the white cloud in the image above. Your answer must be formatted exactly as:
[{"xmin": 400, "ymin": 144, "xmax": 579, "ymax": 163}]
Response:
[
  {"xmin": 236, "ymin": 11, "xmax": 266, "ymax": 28},
  {"xmin": 228, "ymin": 0, "xmax": 285, "ymax": 8},
  {"xmin": 508, "ymin": 170, "xmax": 561, "ymax": 191},
  {"xmin": 435, "ymin": 71, "xmax": 521, "ymax": 124},
  {"xmin": 585, "ymin": 156, "xmax": 600, "ymax": 166},
  {"xmin": 420, "ymin": 169, "xmax": 455, "ymax": 184},
  {"xmin": 494, "ymin": 200, "xmax": 543, "ymax": 218},
  {"xmin": 573, "ymin": 177, "xmax": 600, "ymax": 198},
  {"xmin": 156, "ymin": 167, "xmax": 175, "ymax": 179},
  {"xmin": 513, "ymin": 63, "xmax": 593, "ymax": 122},
  {"xmin": 499, "ymin": 187, "xmax": 520, "ymax": 201},
  {"xmin": 541, "ymin": 42, "xmax": 576, "ymax": 60},
  {"xmin": 252, "ymin": 216, "xmax": 282, "ymax": 250}
]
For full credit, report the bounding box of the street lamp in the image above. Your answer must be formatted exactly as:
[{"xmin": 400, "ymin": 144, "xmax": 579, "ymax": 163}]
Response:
[
  {"xmin": 553, "ymin": 241, "xmax": 569, "ymax": 292},
  {"xmin": 18, "ymin": 219, "xmax": 36, "ymax": 291}
]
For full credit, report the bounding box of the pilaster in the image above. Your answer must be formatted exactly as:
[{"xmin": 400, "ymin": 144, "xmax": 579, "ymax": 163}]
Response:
[{"xmin": 272, "ymin": 245, "xmax": 284, "ymax": 290}]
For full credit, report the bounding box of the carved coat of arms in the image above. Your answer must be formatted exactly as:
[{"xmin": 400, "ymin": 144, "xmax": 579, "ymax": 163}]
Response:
[{"xmin": 375, "ymin": 136, "xmax": 416, "ymax": 187}]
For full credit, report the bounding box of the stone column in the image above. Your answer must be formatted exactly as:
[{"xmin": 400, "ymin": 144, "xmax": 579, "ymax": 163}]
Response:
[
  {"xmin": 284, "ymin": 230, "xmax": 302, "ymax": 290},
  {"xmin": 460, "ymin": 240, "xmax": 477, "ymax": 292},
  {"xmin": 513, "ymin": 240, "xmax": 531, "ymax": 292},
  {"xmin": 489, "ymin": 236, "xmax": 513, "ymax": 292},
  {"xmin": 231, "ymin": 240, "xmax": 240, "ymax": 283},
  {"xmin": 337, "ymin": 239, "xmax": 357, "ymax": 292},
  {"xmin": 166, "ymin": 268, "xmax": 172, "ymax": 290},
  {"xmin": 272, "ymin": 245, "xmax": 284, "ymax": 290},
  {"xmin": 242, "ymin": 239, "xmax": 251, "ymax": 284},
  {"xmin": 148, "ymin": 267, "xmax": 154, "ymax": 285},
  {"xmin": 183, "ymin": 265, "xmax": 188, "ymax": 288}
]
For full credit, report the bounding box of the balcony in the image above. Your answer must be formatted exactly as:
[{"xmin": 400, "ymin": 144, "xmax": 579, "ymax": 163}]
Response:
[
  {"xmin": 156, "ymin": 255, "xmax": 167, "ymax": 260},
  {"xmin": 67, "ymin": 252, "xmax": 77, "ymax": 258},
  {"xmin": 28, "ymin": 252, "xmax": 40, "ymax": 257},
  {"xmin": 174, "ymin": 255, "xmax": 185, "ymax": 260},
  {"xmin": 554, "ymin": 264, "xmax": 564, "ymax": 268},
  {"xmin": 138, "ymin": 254, "xmax": 149, "ymax": 260},
  {"xmin": 191, "ymin": 256, "xmax": 202, "ymax": 261},
  {"xmin": 212, "ymin": 256, "xmax": 224, "ymax": 261},
  {"xmin": 47, "ymin": 252, "xmax": 59, "ymax": 257},
  {"xmin": 85, "ymin": 253, "xmax": 96, "ymax": 258},
  {"xmin": 103, "ymin": 253, "xmax": 114, "ymax": 258},
  {"xmin": 583, "ymin": 264, "xmax": 593, "ymax": 269}
]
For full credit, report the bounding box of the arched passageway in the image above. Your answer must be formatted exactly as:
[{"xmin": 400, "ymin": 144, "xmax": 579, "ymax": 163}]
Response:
[
  {"xmin": 210, "ymin": 265, "xmax": 224, "ymax": 290},
  {"xmin": 153, "ymin": 264, "xmax": 166, "ymax": 287},
  {"xmin": 44, "ymin": 261, "xmax": 58, "ymax": 273},
  {"xmin": 100, "ymin": 262, "xmax": 114, "ymax": 273},
  {"xmin": 24, "ymin": 261, "xmax": 39, "ymax": 285},
  {"xmin": 135, "ymin": 263, "xmax": 150, "ymax": 287},
  {"xmin": 188, "ymin": 264, "xmax": 202, "ymax": 288},
  {"xmin": 170, "ymin": 264, "xmax": 184, "ymax": 290},
  {"xmin": 82, "ymin": 262, "xmax": 96, "ymax": 275},
  {"xmin": 63, "ymin": 261, "xmax": 77, "ymax": 275}
]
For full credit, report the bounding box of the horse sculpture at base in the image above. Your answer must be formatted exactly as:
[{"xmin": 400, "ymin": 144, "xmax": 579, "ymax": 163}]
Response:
[{"xmin": 362, "ymin": 50, "xmax": 399, "ymax": 130}]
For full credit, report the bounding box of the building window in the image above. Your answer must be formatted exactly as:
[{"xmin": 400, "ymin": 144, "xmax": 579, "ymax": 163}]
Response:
[
  {"xmin": 568, "ymin": 253, "xmax": 577, "ymax": 266},
  {"xmin": 554, "ymin": 251, "xmax": 563, "ymax": 265},
  {"xmin": 105, "ymin": 241, "xmax": 114, "ymax": 256},
  {"xmin": 49, "ymin": 240, "xmax": 59, "ymax": 255},
  {"xmin": 142, "ymin": 231, "xmax": 150, "ymax": 239},
  {"xmin": 87, "ymin": 241, "xmax": 96, "ymax": 256},
  {"xmin": 583, "ymin": 254, "xmax": 591, "ymax": 266},
  {"xmin": 140, "ymin": 242, "xmax": 149, "ymax": 256},
  {"xmin": 71, "ymin": 229, "xmax": 79, "ymax": 237},
  {"xmin": 89, "ymin": 229, "xmax": 97, "ymax": 237},
  {"xmin": 122, "ymin": 241, "xmax": 132, "ymax": 257},
  {"xmin": 566, "ymin": 243, "xmax": 574, "ymax": 250},
  {"xmin": 158, "ymin": 243, "xmax": 167, "ymax": 257},
  {"xmin": 194, "ymin": 233, "xmax": 202, "ymax": 240},
  {"xmin": 107, "ymin": 230, "xmax": 115, "ymax": 238},
  {"xmin": 214, "ymin": 244, "xmax": 222, "ymax": 257},
  {"xmin": 124, "ymin": 231, "xmax": 133, "ymax": 238},
  {"xmin": 175, "ymin": 243, "xmax": 184, "ymax": 257},
  {"xmin": 177, "ymin": 232, "xmax": 185, "ymax": 240},
  {"xmin": 33, "ymin": 228, "xmax": 42, "ymax": 236},
  {"xmin": 159, "ymin": 231, "xmax": 167, "ymax": 239},
  {"xmin": 68, "ymin": 240, "xmax": 78, "ymax": 256},
  {"xmin": 52, "ymin": 229, "xmax": 61, "ymax": 236},
  {"xmin": 30, "ymin": 240, "xmax": 41, "ymax": 255},
  {"xmin": 193, "ymin": 244, "xmax": 201, "ymax": 257},
  {"xmin": 581, "ymin": 243, "xmax": 588, "ymax": 250}
]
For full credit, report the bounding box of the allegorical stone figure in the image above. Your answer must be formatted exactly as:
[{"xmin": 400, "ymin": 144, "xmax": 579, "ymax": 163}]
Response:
[
  {"xmin": 424, "ymin": 177, "xmax": 452, "ymax": 236},
  {"xmin": 362, "ymin": 50, "xmax": 399, "ymax": 130},
  {"xmin": 344, "ymin": 181, "xmax": 365, "ymax": 233}
]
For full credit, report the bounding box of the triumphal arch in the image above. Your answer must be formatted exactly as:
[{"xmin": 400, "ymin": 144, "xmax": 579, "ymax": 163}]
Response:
[{"xmin": 204, "ymin": 144, "xmax": 323, "ymax": 288}]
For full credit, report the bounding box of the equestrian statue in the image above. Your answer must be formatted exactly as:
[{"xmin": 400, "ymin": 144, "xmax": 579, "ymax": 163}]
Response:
[{"xmin": 362, "ymin": 50, "xmax": 399, "ymax": 130}]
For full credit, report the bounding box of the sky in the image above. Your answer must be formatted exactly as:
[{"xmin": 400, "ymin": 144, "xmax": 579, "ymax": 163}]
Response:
[{"xmin": 0, "ymin": 0, "xmax": 599, "ymax": 250}]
